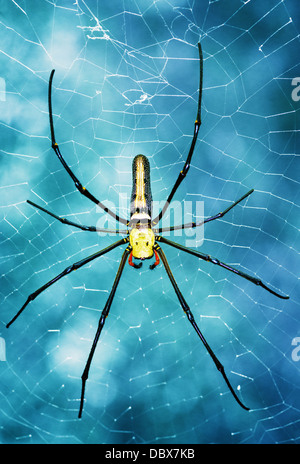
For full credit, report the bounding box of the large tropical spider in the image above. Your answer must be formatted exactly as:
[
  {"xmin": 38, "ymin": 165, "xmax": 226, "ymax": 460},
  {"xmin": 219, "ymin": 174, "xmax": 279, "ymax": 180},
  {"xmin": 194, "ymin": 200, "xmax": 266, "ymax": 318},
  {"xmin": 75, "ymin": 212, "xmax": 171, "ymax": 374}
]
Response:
[{"xmin": 7, "ymin": 43, "xmax": 288, "ymax": 417}]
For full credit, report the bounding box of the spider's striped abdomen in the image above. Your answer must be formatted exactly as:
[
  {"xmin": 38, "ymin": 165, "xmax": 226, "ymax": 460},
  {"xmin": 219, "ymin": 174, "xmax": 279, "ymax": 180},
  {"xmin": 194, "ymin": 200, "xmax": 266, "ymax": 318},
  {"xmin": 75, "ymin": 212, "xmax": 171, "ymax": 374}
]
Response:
[
  {"xmin": 129, "ymin": 155, "xmax": 154, "ymax": 260},
  {"xmin": 130, "ymin": 154, "xmax": 152, "ymax": 221}
]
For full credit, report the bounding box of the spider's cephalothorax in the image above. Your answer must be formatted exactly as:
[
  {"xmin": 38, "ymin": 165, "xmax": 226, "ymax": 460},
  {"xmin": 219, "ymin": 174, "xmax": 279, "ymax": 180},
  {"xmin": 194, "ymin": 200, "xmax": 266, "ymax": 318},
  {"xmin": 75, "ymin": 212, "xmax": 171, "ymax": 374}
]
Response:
[
  {"xmin": 7, "ymin": 42, "xmax": 289, "ymax": 419},
  {"xmin": 129, "ymin": 225, "xmax": 155, "ymax": 259},
  {"xmin": 128, "ymin": 155, "xmax": 157, "ymax": 267}
]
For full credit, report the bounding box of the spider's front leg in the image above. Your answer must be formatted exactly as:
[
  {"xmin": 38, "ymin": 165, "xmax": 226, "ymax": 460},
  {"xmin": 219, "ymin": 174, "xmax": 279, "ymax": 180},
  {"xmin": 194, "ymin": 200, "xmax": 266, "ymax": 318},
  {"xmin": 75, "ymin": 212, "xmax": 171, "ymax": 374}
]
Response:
[
  {"xmin": 156, "ymin": 245, "xmax": 250, "ymax": 411},
  {"xmin": 6, "ymin": 238, "xmax": 128, "ymax": 328},
  {"xmin": 79, "ymin": 246, "xmax": 131, "ymax": 418},
  {"xmin": 156, "ymin": 235, "xmax": 289, "ymax": 299}
]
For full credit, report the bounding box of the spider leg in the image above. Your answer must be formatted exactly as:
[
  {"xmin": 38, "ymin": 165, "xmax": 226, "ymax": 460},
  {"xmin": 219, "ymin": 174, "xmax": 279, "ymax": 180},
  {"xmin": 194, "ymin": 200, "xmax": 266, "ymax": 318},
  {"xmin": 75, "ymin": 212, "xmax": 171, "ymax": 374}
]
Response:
[
  {"xmin": 79, "ymin": 246, "xmax": 131, "ymax": 418},
  {"xmin": 156, "ymin": 244, "xmax": 250, "ymax": 411},
  {"xmin": 128, "ymin": 251, "xmax": 143, "ymax": 269},
  {"xmin": 154, "ymin": 188, "xmax": 254, "ymax": 234},
  {"xmin": 149, "ymin": 248, "xmax": 160, "ymax": 270},
  {"xmin": 202, "ymin": 188, "xmax": 254, "ymax": 225},
  {"xmin": 152, "ymin": 42, "xmax": 203, "ymax": 226},
  {"xmin": 156, "ymin": 236, "xmax": 289, "ymax": 299},
  {"xmin": 48, "ymin": 70, "xmax": 128, "ymax": 226},
  {"xmin": 6, "ymin": 238, "xmax": 129, "ymax": 328},
  {"xmin": 27, "ymin": 200, "xmax": 129, "ymax": 234}
]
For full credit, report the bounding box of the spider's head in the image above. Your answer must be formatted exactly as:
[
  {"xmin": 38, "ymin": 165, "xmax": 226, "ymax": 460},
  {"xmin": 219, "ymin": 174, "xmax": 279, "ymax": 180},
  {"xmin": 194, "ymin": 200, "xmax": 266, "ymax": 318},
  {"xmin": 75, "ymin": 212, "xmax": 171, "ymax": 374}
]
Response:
[{"xmin": 129, "ymin": 227, "xmax": 155, "ymax": 260}]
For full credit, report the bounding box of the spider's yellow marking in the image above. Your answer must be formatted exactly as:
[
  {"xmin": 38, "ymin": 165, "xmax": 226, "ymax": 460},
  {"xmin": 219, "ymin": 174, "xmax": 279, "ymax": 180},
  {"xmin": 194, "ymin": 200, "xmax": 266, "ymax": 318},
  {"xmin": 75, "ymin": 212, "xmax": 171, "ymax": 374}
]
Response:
[
  {"xmin": 129, "ymin": 227, "xmax": 155, "ymax": 259},
  {"xmin": 134, "ymin": 156, "xmax": 147, "ymax": 211}
]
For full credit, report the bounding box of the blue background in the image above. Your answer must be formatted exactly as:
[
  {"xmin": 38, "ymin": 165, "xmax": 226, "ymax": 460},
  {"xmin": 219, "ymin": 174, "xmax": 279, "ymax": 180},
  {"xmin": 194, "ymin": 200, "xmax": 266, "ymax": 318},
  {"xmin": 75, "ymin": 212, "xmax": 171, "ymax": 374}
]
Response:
[{"xmin": 0, "ymin": 0, "xmax": 299, "ymax": 444}]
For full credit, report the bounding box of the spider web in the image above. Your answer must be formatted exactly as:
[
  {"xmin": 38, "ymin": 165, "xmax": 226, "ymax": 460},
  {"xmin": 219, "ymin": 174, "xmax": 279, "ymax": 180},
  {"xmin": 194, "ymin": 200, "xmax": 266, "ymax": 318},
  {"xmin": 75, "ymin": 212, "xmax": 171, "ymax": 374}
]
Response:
[{"xmin": 0, "ymin": 0, "xmax": 299, "ymax": 445}]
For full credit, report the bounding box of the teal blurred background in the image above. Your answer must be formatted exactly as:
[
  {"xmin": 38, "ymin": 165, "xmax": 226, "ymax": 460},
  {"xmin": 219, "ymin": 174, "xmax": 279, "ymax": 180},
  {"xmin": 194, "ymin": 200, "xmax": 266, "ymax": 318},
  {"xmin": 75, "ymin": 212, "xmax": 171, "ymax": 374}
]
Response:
[{"xmin": 0, "ymin": 0, "xmax": 299, "ymax": 444}]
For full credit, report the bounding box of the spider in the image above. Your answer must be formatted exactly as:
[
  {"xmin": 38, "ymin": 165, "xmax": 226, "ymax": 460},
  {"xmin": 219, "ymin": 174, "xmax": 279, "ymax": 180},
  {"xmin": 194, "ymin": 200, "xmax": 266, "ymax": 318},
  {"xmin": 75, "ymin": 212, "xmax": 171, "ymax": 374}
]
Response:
[{"xmin": 7, "ymin": 43, "xmax": 289, "ymax": 418}]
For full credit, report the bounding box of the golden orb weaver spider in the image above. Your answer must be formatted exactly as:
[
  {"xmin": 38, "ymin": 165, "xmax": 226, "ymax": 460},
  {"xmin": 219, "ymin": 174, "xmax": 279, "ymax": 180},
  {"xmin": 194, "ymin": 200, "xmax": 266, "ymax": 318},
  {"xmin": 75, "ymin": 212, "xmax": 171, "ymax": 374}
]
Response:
[{"xmin": 7, "ymin": 43, "xmax": 289, "ymax": 418}]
